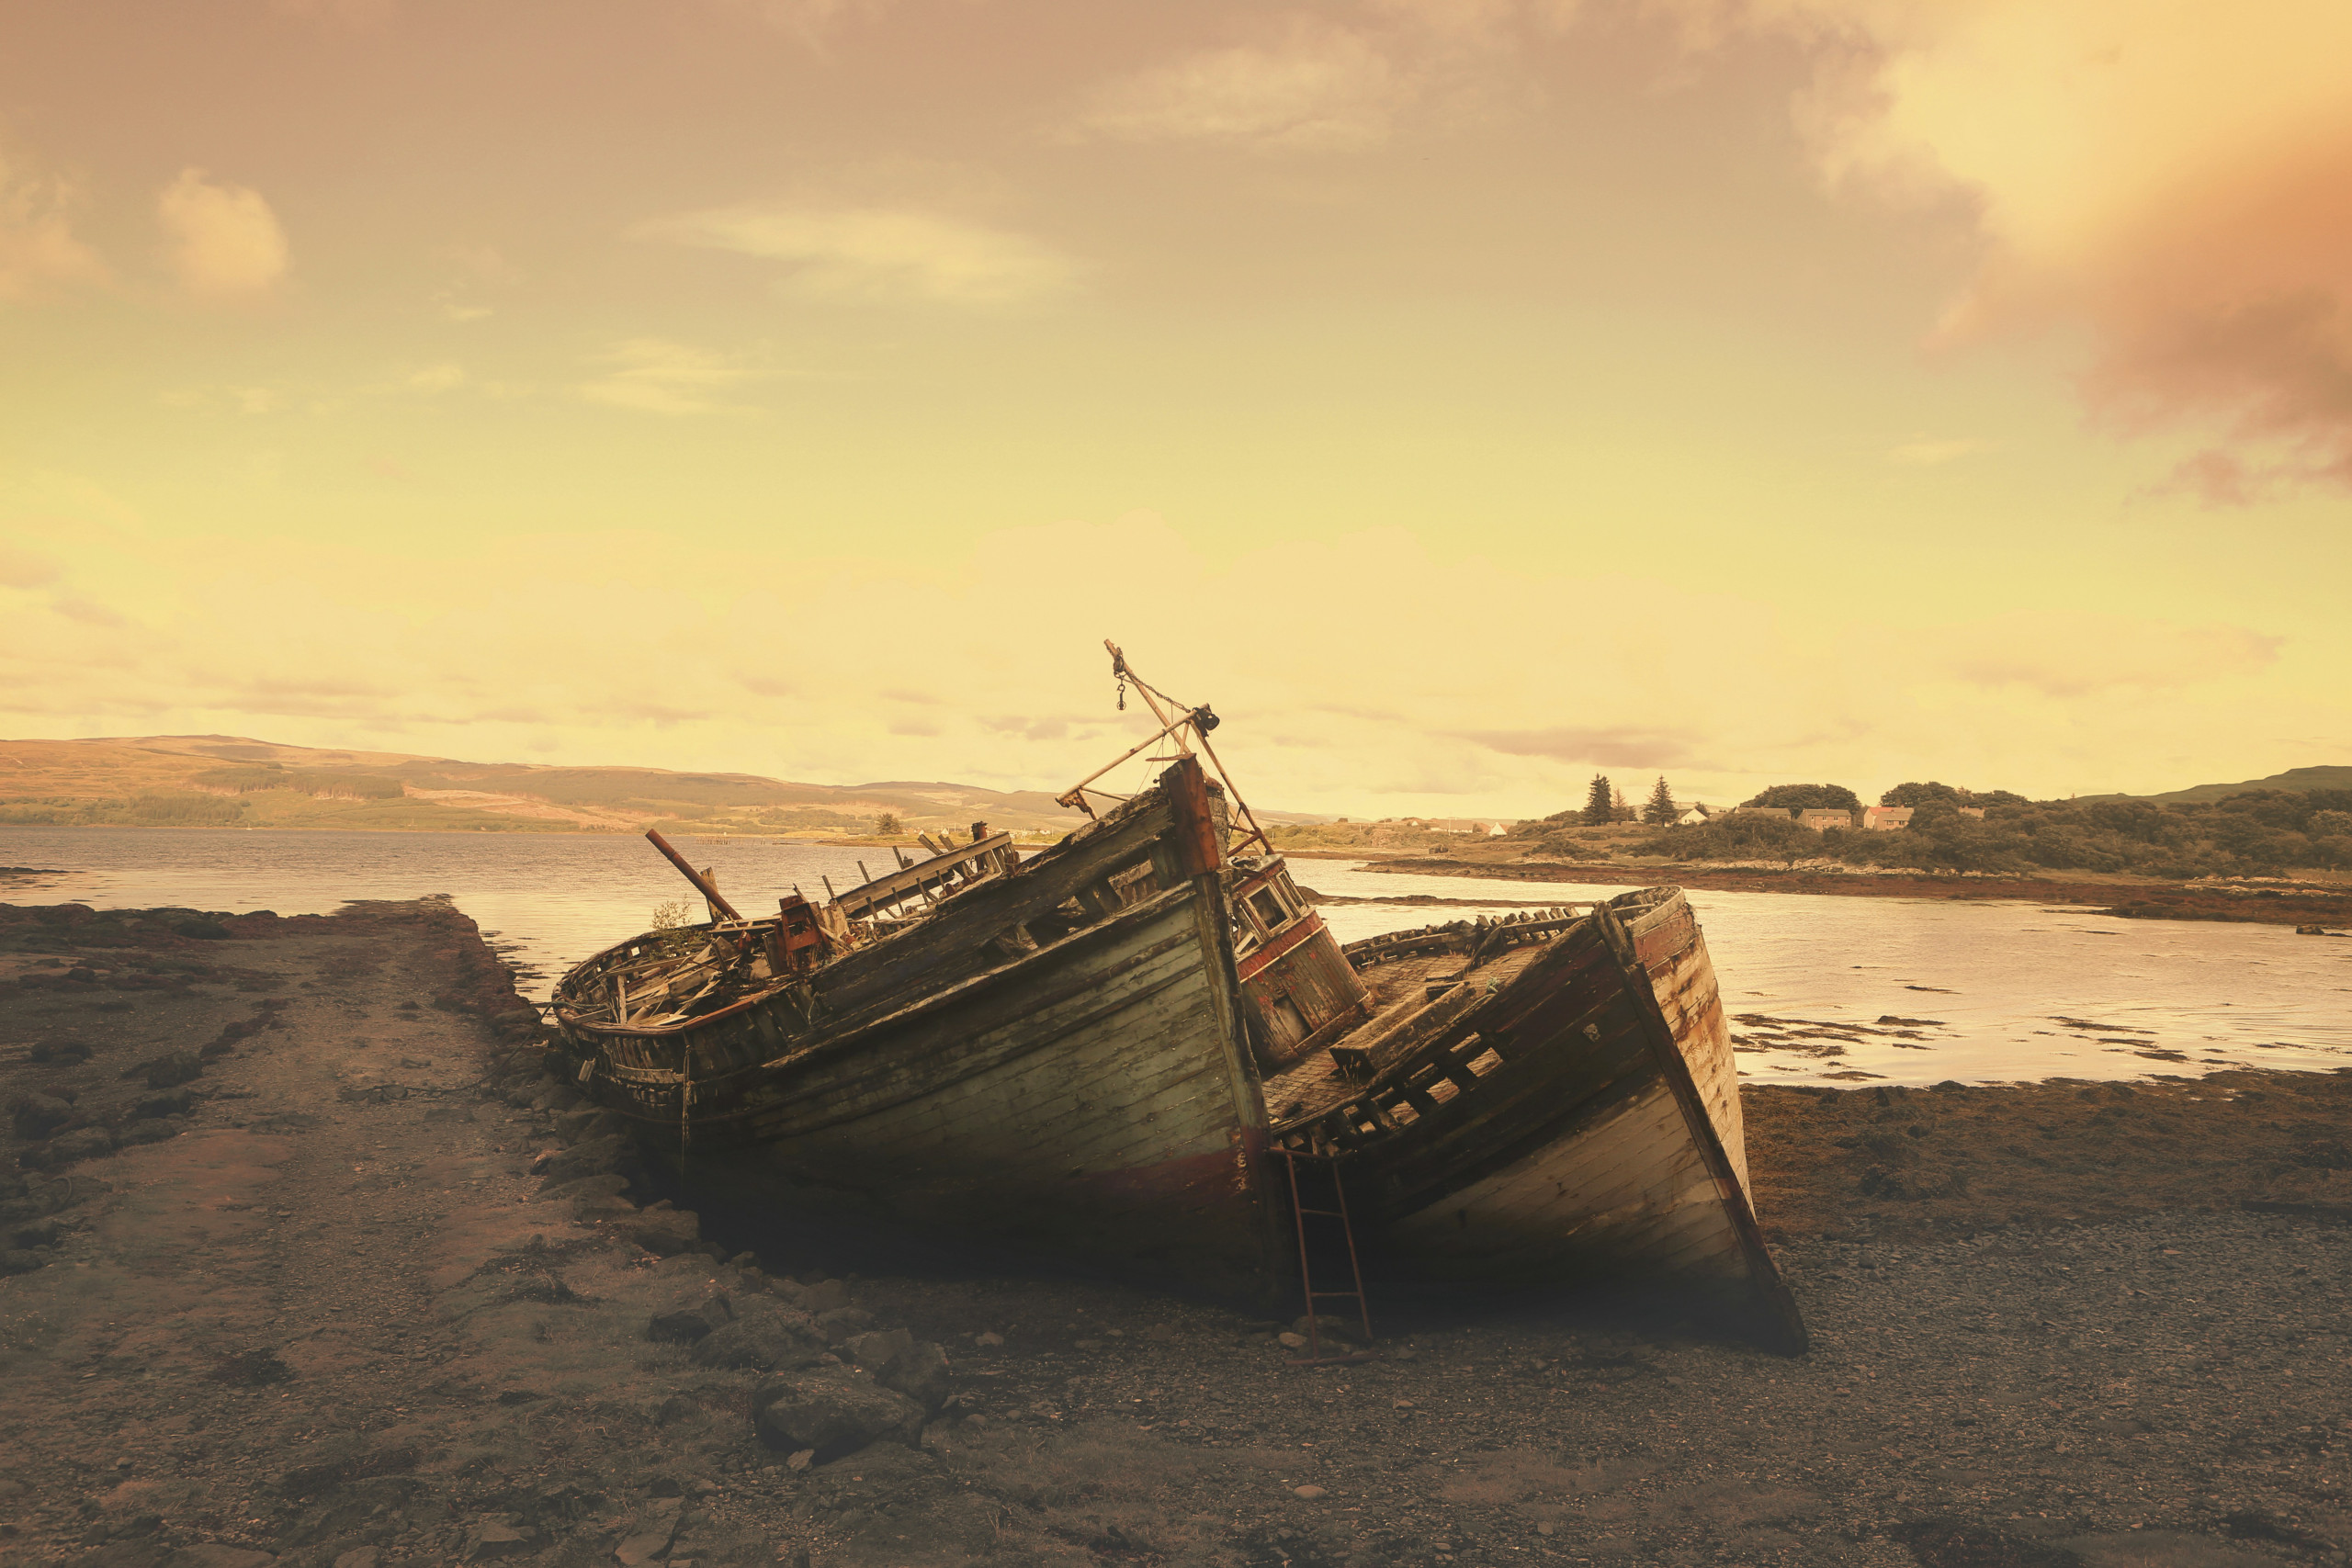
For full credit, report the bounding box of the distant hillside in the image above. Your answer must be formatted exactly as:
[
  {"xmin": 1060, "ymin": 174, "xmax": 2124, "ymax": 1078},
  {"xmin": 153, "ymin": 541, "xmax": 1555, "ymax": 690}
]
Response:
[
  {"xmin": 2119, "ymin": 766, "xmax": 2352, "ymax": 806},
  {"xmin": 0, "ymin": 735, "xmax": 1109, "ymax": 837}
]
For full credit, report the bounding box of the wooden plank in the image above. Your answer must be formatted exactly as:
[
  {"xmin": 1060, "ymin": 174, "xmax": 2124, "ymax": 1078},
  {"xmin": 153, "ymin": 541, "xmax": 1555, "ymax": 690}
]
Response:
[{"xmin": 832, "ymin": 832, "xmax": 1014, "ymax": 919}]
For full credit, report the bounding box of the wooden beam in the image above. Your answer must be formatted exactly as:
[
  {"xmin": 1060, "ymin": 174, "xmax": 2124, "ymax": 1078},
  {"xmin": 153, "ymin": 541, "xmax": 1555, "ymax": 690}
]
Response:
[{"xmin": 832, "ymin": 832, "xmax": 1016, "ymax": 919}]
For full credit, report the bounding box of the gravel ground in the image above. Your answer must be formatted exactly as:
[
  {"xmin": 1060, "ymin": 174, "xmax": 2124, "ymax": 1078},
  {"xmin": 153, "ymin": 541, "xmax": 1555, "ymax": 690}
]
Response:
[{"xmin": 3, "ymin": 898, "xmax": 2346, "ymax": 1568}]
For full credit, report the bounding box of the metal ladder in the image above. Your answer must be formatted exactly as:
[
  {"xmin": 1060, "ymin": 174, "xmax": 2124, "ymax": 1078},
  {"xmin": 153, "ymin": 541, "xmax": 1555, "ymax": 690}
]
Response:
[{"xmin": 1275, "ymin": 1146, "xmax": 1375, "ymax": 1365}]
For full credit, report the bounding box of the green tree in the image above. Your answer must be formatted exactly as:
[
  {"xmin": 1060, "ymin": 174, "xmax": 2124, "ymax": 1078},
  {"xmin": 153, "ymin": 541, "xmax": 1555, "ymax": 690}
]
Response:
[
  {"xmin": 1581, "ymin": 774, "xmax": 1614, "ymax": 825},
  {"xmin": 1879, "ymin": 781, "xmax": 1967, "ymax": 808},
  {"xmin": 1744, "ymin": 783, "xmax": 1863, "ymax": 813},
  {"xmin": 873, "ymin": 811, "xmax": 902, "ymax": 836},
  {"xmin": 1644, "ymin": 776, "xmax": 1678, "ymax": 824}
]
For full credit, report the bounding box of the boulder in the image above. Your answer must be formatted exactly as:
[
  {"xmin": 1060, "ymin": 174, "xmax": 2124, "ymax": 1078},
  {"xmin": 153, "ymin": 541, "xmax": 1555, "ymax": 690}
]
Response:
[
  {"xmin": 647, "ymin": 1292, "xmax": 733, "ymax": 1344},
  {"xmin": 135, "ymin": 1052, "xmax": 204, "ymax": 1089},
  {"xmin": 461, "ymin": 1513, "xmax": 538, "ymax": 1560},
  {"xmin": 134, "ymin": 1086, "xmax": 199, "ymax": 1119},
  {"xmin": 120, "ymin": 1119, "xmax": 180, "ymax": 1145},
  {"xmin": 41, "ymin": 1127, "xmax": 116, "ymax": 1167},
  {"xmin": 751, "ymin": 1369, "xmax": 925, "ymax": 1461},
  {"xmin": 623, "ymin": 1207, "xmax": 700, "ymax": 1258},
  {"xmin": 815, "ymin": 1305, "xmax": 876, "ymax": 1344},
  {"xmin": 10, "ymin": 1093, "xmax": 74, "ymax": 1139},
  {"xmin": 536, "ymin": 1133, "xmax": 630, "ymax": 1189},
  {"xmin": 843, "ymin": 1328, "xmax": 952, "ymax": 1412},
  {"xmin": 11, "ymin": 1216, "xmax": 64, "ymax": 1249},
  {"xmin": 691, "ymin": 1305, "xmax": 826, "ymax": 1372}
]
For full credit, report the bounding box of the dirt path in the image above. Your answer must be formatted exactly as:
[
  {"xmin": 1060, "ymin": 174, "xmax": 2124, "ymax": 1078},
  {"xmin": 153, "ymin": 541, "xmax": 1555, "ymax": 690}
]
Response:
[{"xmin": 4, "ymin": 900, "xmax": 2347, "ymax": 1568}]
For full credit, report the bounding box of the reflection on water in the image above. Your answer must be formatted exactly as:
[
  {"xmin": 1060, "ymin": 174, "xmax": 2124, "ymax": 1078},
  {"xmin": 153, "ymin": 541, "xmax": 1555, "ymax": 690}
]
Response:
[{"xmin": 6, "ymin": 829, "xmax": 2347, "ymax": 1087}]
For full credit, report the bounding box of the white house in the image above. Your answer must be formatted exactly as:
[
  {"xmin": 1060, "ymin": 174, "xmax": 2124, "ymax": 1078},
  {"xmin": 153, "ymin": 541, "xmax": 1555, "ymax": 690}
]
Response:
[{"xmin": 1863, "ymin": 806, "xmax": 1914, "ymax": 831}]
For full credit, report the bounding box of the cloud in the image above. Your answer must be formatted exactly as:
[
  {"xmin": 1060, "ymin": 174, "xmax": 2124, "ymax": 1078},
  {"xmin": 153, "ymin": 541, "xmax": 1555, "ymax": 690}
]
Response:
[
  {"xmin": 641, "ymin": 204, "xmax": 1080, "ymax": 307},
  {"xmin": 0, "ymin": 517, "xmax": 2334, "ymax": 816},
  {"xmin": 157, "ymin": 168, "xmax": 288, "ymax": 298},
  {"xmin": 1886, "ymin": 436, "xmax": 1989, "ymax": 467},
  {"xmin": 52, "ymin": 594, "xmax": 130, "ymax": 628},
  {"xmin": 1926, "ymin": 613, "xmax": 2284, "ymax": 698},
  {"xmin": 577, "ymin": 337, "xmax": 763, "ymax": 416},
  {"xmin": 0, "ymin": 544, "xmax": 62, "ymax": 588},
  {"xmin": 1456, "ymin": 726, "xmax": 1717, "ymax": 769},
  {"xmin": 0, "ymin": 149, "xmax": 109, "ymax": 302},
  {"xmin": 406, "ymin": 363, "xmax": 467, "ymax": 393},
  {"xmin": 1671, "ymin": 0, "xmax": 2352, "ymax": 501},
  {"xmin": 1074, "ymin": 19, "xmax": 1407, "ymax": 151}
]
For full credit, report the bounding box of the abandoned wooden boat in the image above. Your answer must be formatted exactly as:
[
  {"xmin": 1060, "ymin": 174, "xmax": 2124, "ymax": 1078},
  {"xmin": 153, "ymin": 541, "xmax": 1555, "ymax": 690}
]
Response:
[
  {"xmin": 1263, "ymin": 886, "xmax": 1807, "ymax": 1352},
  {"xmin": 549, "ymin": 756, "xmax": 1311, "ymax": 1302},
  {"xmin": 546, "ymin": 643, "xmax": 1804, "ymax": 1348}
]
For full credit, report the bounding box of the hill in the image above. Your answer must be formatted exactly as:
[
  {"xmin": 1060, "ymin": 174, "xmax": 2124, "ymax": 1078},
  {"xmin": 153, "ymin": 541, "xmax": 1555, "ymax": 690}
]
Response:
[
  {"xmin": 2129, "ymin": 765, "xmax": 2352, "ymax": 805},
  {"xmin": 0, "ymin": 735, "xmax": 1108, "ymax": 838}
]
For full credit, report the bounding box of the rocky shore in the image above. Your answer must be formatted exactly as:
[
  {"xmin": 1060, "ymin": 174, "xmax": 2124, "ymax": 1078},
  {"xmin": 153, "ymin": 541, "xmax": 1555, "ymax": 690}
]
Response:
[{"xmin": 3, "ymin": 898, "xmax": 2347, "ymax": 1568}]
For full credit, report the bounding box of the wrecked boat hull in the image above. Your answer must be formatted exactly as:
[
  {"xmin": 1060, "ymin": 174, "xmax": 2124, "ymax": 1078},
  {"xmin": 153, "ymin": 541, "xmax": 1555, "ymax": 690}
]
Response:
[
  {"xmin": 1276, "ymin": 888, "xmax": 1807, "ymax": 1351},
  {"xmin": 680, "ymin": 882, "xmax": 1280, "ymax": 1302},
  {"xmin": 550, "ymin": 761, "xmax": 1292, "ymax": 1304}
]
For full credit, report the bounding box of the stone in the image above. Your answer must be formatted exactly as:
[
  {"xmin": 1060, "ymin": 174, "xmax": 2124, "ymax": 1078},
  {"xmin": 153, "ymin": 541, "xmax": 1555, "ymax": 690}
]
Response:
[
  {"xmin": 1293, "ymin": 1484, "xmax": 1327, "ymax": 1500},
  {"xmin": 1277, "ymin": 1332, "xmax": 1308, "ymax": 1349},
  {"xmin": 334, "ymin": 1549, "xmax": 383, "ymax": 1568},
  {"xmin": 43, "ymin": 1127, "xmax": 117, "ymax": 1166},
  {"xmin": 647, "ymin": 1294, "xmax": 733, "ymax": 1344},
  {"xmin": 612, "ymin": 1497, "xmax": 681, "ymax": 1566},
  {"xmin": 690, "ymin": 1309, "xmax": 825, "ymax": 1372},
  {"xmin": 10, "ymin": 1216, "xmax": 64, "ymax": 1249},
  {"xmin": 751, "ymin": 1369, "xmax": 925, "ymax": 1461},
  {"xmin": 137, "ymin": 1052, "xmax": 204, "ymax": 1089},
  {"xmin": 135, "ymin": 1086, "xmax": 199, "ymax": 1119},
  {"xmin": 975, "ymin": 1331, "xmax": 1004, "ymax": 1348},
  {"xmin": 537, "ymin": 1132, "xmax": 629, "ymax": 1188},
  {"xmin": 802, "ymin": 1277, "xmax": 852, "ymax": 1313},
  {"xmin": 537, "ymin": 1172, "xmax": 629, "ymax": 1206},
  {"xmin": 843, "ymin": 1328, "xmax": 951, "ymax": 1412},
  {"xmin": 463, "ymin": 1514, "xmax": 538, "ymax": 1559},
  {"xmin": 623, "ymin": 1207, "xmax": 700, "ymax": 1258},
  {"xmin": 120, "ymin": 1119, "xmax": 180, "ymax": 1145},
  {"xmin": 815, "ymin": 1305, "xmax": 875, "ymax": 1344},
  {"xmin": 9, "ymin": 1094, "xmax": 74, "ymax": 1139}
]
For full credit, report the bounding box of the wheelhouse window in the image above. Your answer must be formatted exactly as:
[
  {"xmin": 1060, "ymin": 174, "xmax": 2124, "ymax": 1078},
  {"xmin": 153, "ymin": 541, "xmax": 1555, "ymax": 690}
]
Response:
[{"xmin": 1247, "ymin": 885, "xmax": 1291, "ymax": 932}]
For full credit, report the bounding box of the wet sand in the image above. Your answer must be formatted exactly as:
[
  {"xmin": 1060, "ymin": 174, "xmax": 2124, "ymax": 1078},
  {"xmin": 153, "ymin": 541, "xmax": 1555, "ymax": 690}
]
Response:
[{"xmin": 4, "ymin": 900, "xmax": 2347, "ymax": 1567}]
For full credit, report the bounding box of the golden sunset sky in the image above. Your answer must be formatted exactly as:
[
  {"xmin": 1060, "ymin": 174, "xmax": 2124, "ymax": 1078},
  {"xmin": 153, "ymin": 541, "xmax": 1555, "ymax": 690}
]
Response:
[{"xmin": 3, "ymin": 1, "xmax": 2347, "ymax": 817}]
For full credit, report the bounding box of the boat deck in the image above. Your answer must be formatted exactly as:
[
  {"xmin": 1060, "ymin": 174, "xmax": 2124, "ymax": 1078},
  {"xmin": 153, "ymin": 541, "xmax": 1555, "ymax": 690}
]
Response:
[{"xmin": 1261, "ymin": 943, "xmax": 1549, "ymax": 1124}]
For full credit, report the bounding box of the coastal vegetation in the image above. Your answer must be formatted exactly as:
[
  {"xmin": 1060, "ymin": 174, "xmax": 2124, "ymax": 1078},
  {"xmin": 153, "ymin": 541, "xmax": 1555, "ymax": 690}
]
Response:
[
  {"xmin": 1739, "ymin": 783, "xmax": 1864, "ymax": 812},
  {"xmin": 1644, "ymin": 788, "xmax": 2352, "ymax": 875}
]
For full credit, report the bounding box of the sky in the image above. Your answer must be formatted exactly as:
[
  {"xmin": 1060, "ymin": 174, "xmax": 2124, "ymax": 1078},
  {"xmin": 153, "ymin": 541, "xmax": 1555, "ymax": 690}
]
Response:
[{"xmin": 2, "ymin": 0, "xmax": 2348, "ymax": 818}]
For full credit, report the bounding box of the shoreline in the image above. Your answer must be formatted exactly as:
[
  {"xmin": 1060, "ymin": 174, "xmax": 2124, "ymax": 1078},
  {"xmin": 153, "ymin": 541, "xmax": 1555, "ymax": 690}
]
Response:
[
  {"xmin": 1287, "ymin": 852, "xmax": 2352, "ymax": 928},
  {"xmin": 4, "ymin": 901, "xmax": 2348, "ymax": 1563}
]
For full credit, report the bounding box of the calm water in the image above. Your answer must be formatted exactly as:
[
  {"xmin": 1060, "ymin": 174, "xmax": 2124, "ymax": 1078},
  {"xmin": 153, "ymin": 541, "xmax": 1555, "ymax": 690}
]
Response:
[{"xmin": 6, "ymin": 828, "xmax": 2346, "ymax": 1088}]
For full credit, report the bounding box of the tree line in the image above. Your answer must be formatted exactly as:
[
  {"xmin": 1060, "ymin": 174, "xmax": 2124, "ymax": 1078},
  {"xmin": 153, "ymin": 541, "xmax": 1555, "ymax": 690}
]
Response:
[{"xmin": 1505, "ymin": 774, "xmax": 2352, "ymax": 875}]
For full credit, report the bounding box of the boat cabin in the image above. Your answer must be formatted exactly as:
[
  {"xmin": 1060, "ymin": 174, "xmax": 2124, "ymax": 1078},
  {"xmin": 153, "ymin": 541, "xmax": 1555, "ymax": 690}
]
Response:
[{"xmin": 1227, "ymin": 855, "xmax": 1368, "ymax": 1069}]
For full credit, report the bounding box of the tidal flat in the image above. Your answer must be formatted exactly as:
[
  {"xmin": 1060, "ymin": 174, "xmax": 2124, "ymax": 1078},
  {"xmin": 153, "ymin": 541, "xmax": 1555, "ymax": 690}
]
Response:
[{"xmin": 1, "ymin": 898, "xmax": 2346, "ymax": 1568}]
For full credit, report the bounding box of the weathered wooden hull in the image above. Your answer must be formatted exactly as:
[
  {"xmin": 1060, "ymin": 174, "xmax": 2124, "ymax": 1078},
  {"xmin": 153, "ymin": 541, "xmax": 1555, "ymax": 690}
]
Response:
[
  {"xmin": 1278, "ymin": 887, "xmax": 1805, "ymax": 1350},
  {"xmin": 549, "ymin": 763, "xmax": 1290, "ymax": 1303},
  {"xmin": 682, "ymin": 882, "xmax": 1280, "ymax": 1300}
]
